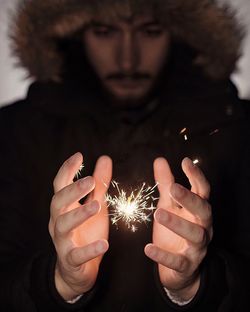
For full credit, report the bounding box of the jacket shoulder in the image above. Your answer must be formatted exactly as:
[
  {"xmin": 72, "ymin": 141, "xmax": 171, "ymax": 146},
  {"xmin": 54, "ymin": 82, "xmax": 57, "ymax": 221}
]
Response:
[
  {"xmin": 0, "ymin": 99, "xmax": 29, "ymax": 116},
  {"xmin": 0, "ymin": 99, "xmax": 30, "ymax": 132}
]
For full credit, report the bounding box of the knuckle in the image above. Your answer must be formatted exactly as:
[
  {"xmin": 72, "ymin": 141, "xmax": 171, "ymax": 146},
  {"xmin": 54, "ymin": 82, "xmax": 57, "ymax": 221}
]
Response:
[
  {"xmin": 55, "ymin": 216, "xmax": 66, "ymax": 236},
  {"xmin": 67, "ymin": 248, "xmax": 77, "ymax": 266},
  {"xmin": 50, "ymin": 194, "xmax": 58, "ymax": 210},
  {"xmin": 189, "ymin": 193, "xmax": 198, "ymax": 208},
  {"xmin": 195, "ymin": 227, "xmax": 206, "ymax": 245},
  {"xmin": 176, "ymin": 256, "xmax": 187, "ymax": 272},
  {"xmin": 68, "ymin": 248, "xmax": 82, "ymax": 268},
  {"xmin": 48, "ymin": 220, "xmax": 54, "ymax": 238},
  {"xmin": 202, "ymin": 202, "xmax": 212, "ymax": 222},
  {"xmin": 53, "ymin": 178, "xmax": 58, "ymax": 190}
]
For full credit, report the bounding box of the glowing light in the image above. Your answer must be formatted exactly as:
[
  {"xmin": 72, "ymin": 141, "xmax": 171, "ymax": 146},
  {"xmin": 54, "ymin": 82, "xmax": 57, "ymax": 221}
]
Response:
[
  {"xmin": 180, "ymin": 128, "xmax": 187, "ymax": 134},
  {"xmin": 179, "ymin": 127, "xmax": 188, "ymax": 141},
  {"xmin": 193, "ymin": 159, "xmax": 199, "ymax": 165},
  {"xmin": 209, "ymin": 129, "xmax": 219, "ymax": 136},
  {"xmin": 106, "ymin": 181, "xmax": 158, "ymax": 232},
  {"xmin": 75, "ymin": 164, "xmax": 84, "ymax": 179}
]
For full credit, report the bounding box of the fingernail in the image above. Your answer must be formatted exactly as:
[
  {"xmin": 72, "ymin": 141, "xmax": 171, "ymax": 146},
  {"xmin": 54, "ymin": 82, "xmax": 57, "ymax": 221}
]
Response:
[
  {"xmin": 146, "ymin": 244, "xmax": 156, "ymax": 257},
  {"xmin": 155, "ymin": 209, "xmax": 168, "ymax": 223},
  {"xmin": 79, "ymin": 176, "xmax": 94, "ymax": 189},
  {"xmin": 171, "ymin": 183, "xmax": 185, "ymax": 198},
  {"xmin": 183, "ymin": 157, "xmax": 191, "ymax": 164},
  {"xmin": 183, "ymin": 157, "xmax": 196, "ymax": 168},
  {"xmin": 68, "ymin": 152, "xmax": 81, "ymax": 164},
  {"xmin": 96, "ymin": 240, "xmax": 108, "ymax": 254},
  {"xmin": 87, "ymin": 201, "xmax": 99, "ymax": 214}
]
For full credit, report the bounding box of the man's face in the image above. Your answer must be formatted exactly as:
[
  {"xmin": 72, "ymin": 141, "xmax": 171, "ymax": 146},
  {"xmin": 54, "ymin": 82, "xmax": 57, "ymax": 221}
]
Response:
[{"xmin": 83, "ymin": 15, "xmax": 170, "ymax": 106}]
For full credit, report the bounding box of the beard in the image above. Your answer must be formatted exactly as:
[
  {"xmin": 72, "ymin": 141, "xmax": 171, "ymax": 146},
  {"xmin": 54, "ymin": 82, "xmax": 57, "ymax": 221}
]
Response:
[
  {"xmin": 99, "ymin": 70, "xmax": 168, "ymax": 109},
  {"xmin": 63, "ymin": 44, "xmax": 169, "ymax": 109},
  {"xmin": 100, "ymin": 83, "xmax": 154, "ymax": 109}
]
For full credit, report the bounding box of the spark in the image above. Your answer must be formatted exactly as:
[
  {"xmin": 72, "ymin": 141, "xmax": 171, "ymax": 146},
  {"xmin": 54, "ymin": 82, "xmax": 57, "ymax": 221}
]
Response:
[
  {"xmin": 106, "ymin": 181, "xmax": 158, "ymax": 232},
  {"xmin": 75, "ymin": 163, "xmax": 84, "ymax": 179},
  {"xmin": 209, "ymin": 129, "xmax": 219, "ymax": 136},
  {"xmin": 179, "ymin": 127, "xmax": 188, "ymax": 141},
  {"xmin": 179, "ymin": 128, "xmax": 187, "ymax": 134},
  {"xmin": 193, "ymin": 159, "xmax": 199, "ymax": 165}
]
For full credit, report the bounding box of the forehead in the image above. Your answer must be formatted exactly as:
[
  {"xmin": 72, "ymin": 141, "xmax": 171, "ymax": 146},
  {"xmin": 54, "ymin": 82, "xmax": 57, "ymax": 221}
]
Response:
[
  {"xmin": 86, "ymin": 1, "xmax": 164, "ymax": 25},
  {"xmin": 90, "ymin": 14, "xmax": 161, "ymax": 28}
]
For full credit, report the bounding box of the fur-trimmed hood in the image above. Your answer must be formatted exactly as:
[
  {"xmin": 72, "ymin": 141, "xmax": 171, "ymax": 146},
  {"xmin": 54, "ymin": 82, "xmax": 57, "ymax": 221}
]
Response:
[{"xmin": 12, "ymin": 0, "xmax": 243, "ymax": 81}]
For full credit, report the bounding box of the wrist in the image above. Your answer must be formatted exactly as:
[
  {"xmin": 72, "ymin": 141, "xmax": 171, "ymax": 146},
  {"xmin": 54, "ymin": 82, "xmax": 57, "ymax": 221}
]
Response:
[
  {"xmin": 165, "ymin": 274, "xmax": 200, "ymax": 302},
  {"xmin": 55, "ymin": 266, "xmax": 82, "ymax": 301}
]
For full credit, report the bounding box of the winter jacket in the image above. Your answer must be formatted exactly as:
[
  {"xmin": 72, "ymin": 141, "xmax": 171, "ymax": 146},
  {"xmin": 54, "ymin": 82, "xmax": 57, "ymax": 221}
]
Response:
[
  {"xmin": 1, "ymin": 0, "xmax": 249, "ymax": 311},
  {"xmin": 0, "ymin": 61, "xmax": 250, "ymax": 311}
]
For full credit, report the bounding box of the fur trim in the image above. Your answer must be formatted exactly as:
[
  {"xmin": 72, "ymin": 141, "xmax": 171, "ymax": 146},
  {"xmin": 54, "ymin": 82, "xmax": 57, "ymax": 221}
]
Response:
[{"xmin": 11, "ymin": 0, "xmax": 243, "ymax": 81}]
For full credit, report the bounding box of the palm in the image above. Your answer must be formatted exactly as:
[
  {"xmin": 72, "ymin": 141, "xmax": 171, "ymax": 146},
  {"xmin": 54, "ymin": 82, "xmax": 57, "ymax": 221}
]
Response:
[
  {"xmin": 71, "ymin": 190, "xmax": 109, "ymax": 276},
  {"xmin": 150, "ymin": 157, "xmax": 211, "ymax": 289},
  {"xmin": 153, "ymin": 205, "xmax": 199, "ymax": 286},
  {"xmin": 73, "ymin": 157, "xmax": 111, "ymax": 278},
  {"xmin": 153, "ymin": 202, "xmax": 196, "ymax": 254},
  {"xmin": 51, "ymin": 154, "xmax": 112, "ymax": 292}
]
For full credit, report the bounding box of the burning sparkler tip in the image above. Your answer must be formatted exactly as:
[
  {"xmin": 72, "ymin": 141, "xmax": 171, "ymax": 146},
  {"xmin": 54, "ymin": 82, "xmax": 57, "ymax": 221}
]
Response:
[
  {"xmin": 106, "ymin": 181, "xmax": 158, "ymax": 233},
  {"xmin": 75, "ymin": 163, "xmax": 84, "ymax": 179}
]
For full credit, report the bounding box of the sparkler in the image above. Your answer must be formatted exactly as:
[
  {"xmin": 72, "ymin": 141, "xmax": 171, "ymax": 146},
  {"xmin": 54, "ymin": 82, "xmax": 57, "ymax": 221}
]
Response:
[
  {"xmin": 75, "ymin": 164, "xmax": 84, "ymax": 179},
  {"xmin": 193, "ymin": 159, "xmax": 199, "ymax": 165},
  {"xmin": 106, "ymin": 181, "xmax": 158, "ymax": 232}
]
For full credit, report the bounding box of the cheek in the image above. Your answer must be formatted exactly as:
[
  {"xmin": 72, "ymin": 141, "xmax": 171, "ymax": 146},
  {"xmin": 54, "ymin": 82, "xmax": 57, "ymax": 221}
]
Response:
[
  {"xmin": 142, "ymin": 40, "xmax": 169, "ymax": 75},
  {"xmin": 153, "ymin": 47, "xmax": 169, "ymax": 72},
  {"xmin": 85, "ymin": 41, "xmax": 115, "ymax": 77}
]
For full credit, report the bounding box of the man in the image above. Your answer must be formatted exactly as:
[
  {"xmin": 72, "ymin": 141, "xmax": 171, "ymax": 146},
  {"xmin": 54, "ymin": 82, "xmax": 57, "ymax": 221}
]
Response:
[{"xmin": 0, "ymin": 0, "xmax": 249, "ymax": 311}]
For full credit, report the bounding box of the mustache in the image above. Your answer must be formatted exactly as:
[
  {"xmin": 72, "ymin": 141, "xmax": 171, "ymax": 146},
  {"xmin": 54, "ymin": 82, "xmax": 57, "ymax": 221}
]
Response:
[{"xmin": 106, "ymin": 73, "xmax": 151, "ymax": 80}]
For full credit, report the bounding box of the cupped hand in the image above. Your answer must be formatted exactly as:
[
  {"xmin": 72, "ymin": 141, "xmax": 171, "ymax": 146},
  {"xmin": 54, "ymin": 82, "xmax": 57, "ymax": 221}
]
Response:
[
  {"xmin": 145, "ymin": 157, "xmax": 212, "ymax": 300},
  {"xmin": 48, "ymin": 152, "xmax": 112, "ymax": 300}
]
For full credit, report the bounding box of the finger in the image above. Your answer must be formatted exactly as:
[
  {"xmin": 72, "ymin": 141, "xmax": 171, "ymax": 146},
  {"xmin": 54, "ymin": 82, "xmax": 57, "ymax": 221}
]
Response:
[
  {"xmin": 53, "ymin": 152, "xmax": 83, "ymax": 193},
  {"xmin": 169, "ymin": 183, "xmax": 212, "ymax": 227},
  {"xmin": 182, "ymin": 157, "xmax": 210, "ymax": 200},
  {"xmin": 153, "ymin": 157, "xmax": 175, "ymax": 207},
  {"xmin": 68, "ymin": 239, "xmax": 109, "ymax": 267},
  {"xmin": 155, "ymin": 208, "xmax": 208, "ymax": 245},
  {"xmin": 55, "ymin": 201, "xmax": 100, "ymax": 238},
  {"xmin": 145, "ymin": 244, "xmax": 188, "ymax": 273},
  {"xmin": 90, "ymin": 156, "xmax": 113, "ymax": 203},
  {"xmin": 51, "ymin": 176, "xmax": 95, "ymax": 216}
]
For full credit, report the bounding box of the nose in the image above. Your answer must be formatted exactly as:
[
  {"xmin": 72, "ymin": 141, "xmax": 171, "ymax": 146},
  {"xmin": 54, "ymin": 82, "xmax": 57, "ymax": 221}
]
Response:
[{"xmin": 117, "ymin": 33, "xmax": 138, "ymax": 74}]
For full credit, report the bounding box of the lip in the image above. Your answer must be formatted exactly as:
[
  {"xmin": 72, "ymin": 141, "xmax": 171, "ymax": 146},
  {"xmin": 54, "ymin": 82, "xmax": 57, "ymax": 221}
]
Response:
[{"xmin": 110, "ymin": 79, "xmax": 147, "ymax": 89}]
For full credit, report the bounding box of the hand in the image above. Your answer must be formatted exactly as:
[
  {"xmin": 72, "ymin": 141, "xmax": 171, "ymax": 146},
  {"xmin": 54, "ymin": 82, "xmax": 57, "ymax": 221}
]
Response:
[
  {"xmin": 48, "ymin": 152, "xmax": 112, "ymax": 300},
  {"xmin": 145, "ymin": 157, "xmax": 212, "ymax": 300}
]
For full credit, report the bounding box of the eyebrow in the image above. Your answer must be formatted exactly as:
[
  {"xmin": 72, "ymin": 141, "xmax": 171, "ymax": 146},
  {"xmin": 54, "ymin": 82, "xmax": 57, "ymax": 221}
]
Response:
[
  {"xmin": 138, "ymin": 21, "xmax": 161, "ymax": 27},
  {"xmin": 91, "ymin": 22, "xmax": 111, "ymax": 27},
  {"xmin": 90, "ymin": 20, "xmax": 161, "ymax": 28}
]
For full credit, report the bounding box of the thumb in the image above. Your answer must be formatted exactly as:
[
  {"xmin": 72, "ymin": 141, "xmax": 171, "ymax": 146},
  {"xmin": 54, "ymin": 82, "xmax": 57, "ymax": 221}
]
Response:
[
  {"xmin": 153, "ymin": 157, "xmax": 175, "ymax": 208},
  {"xmin": 91, "ymin": 156, "xmax": 113, "ymax": 204}
]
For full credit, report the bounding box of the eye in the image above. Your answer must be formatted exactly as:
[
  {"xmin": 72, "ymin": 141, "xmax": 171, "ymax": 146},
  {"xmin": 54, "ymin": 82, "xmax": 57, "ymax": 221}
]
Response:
[
  {"xmin": 92, "ymin": 26, "xmax": 115, "ymax": 37},
  {"xmin": 143, "ymin": 26, "xmax": 164, "ymax": 37}
]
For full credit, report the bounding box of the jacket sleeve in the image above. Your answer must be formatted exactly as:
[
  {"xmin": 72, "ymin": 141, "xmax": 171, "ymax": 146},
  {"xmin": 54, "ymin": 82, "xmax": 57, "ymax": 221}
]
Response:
[
  {"xmin": 0, "ymin": 105, "xmax": 97, "ymax": 311},
  {"xmin": 154, "ymin": 247, "xmax": 249, "ymax": 311},
  {"xmin": 153, "ymin": 104, "xmax": 250, "ymax": 311}
]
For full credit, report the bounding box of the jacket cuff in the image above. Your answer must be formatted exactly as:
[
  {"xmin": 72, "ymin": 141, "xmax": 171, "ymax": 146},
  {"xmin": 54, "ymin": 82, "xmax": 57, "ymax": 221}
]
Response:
[
  {"xmin": 154, "ymin": 248, "xmax": 228, "ymax": 311},
  {"xmin": 30, "ymin": 250, "xmax": 97, "ymax": 310}
]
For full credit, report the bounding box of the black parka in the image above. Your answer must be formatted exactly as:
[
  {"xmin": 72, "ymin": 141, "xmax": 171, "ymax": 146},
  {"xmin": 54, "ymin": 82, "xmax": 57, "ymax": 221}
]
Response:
[{"xmin": 0, "ymin": 46, "xmax": 250, "ymax": 310}]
